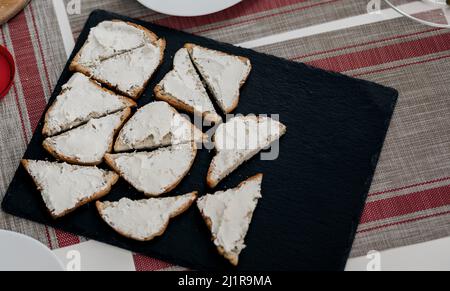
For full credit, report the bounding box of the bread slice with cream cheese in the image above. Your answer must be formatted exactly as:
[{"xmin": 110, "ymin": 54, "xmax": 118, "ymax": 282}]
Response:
[
  {"xmin": 43, "ymin": 109, "xmax": 131, "ymax": 166},
  {"xmin": 185, "ymin": 43, "xmax": 251, "ymax": 114},
  {"xmin": 197, "ymin": 174, "xmax": 263, "ymax": 266},
  {"xmin": 114, "ymin": 101, "xmax": 206, "ymax": 152},
  {"xmin": 105, "ymin": 142, "xmax": 197, "ymax": 197},
  {"xmin": 154, "ymin": 48, "xmax": 222, "ymax": 124},
  {"xmin": 207, "ymin": 116, "xmax": 286, "ymax": 188},
  {"xmin": 96, "ymin": 192, "xmax": 197, "ymax": 241},
  {"xmin": 71, "ymin": 20, "xmax": 151, "ymax": 67},
  {"xmin": 70, "ymin": 20, "xmax": 165, "ymax": 99},
  {"xmin": 43, "ymin": 73, "xmax": 136, "ymax": 137},
  {"xmin": 22, "ymin": 160, "xmax": 119, "ymax": 219}
]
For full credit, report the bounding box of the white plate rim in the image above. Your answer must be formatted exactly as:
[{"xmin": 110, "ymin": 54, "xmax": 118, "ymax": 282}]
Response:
[
  {"xmin": 0, "ymin": 230, "xmax": 65, "ymax": 271},
  {"xmin": 136, "ymin": 0, "xmax": 243, "ymax": 17}
]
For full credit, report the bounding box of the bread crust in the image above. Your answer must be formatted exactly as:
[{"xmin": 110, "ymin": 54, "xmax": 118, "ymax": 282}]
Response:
[
  {"xmin": 69, "ymin": 20, "xmax": 166, "ymax": 100},
  {"xmin": 198, "ymin": 174, "xmax": 263, "ymax": 266},
  {"xmin": 184, "ymin": 43, "xmax": 252, "ymax": 114},
  {"xmin": 43, "ymin": 108, "xmax": 132, "ymax": 166},
  {"xmin": 113, "ymin": 136, "xmax": 130, "ymax": 153},
  {"xmin": 21, "ymin": 159, "xmax": 119, "ymax": 219},
  {"xmin": 43, "ymin": 78, "xmax": 136, "ymax": 137},
  {"xmin": 206, "ymin": 170, "xmax": 219, "ymax": 189},
  {"xmin": 96, "ymin": 192, "xmax": 197, "ymax": 241},
  {"xmin": 105, "ymin": 142, "xmax": 197, "ymax": 197},
  {"xmin": 206, "ymin": 116, "xmax": 286, "ymax": 188}
]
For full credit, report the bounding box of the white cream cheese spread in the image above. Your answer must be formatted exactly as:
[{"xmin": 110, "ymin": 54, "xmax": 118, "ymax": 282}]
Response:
[
  {"xmin": 197, "ymin": 175, "xmax": 262, "ymax": 256},
  {"xmin": 159, "ymin": 48, "xmax": 218, "ymax": 120},
  {"xmin": 190, "ymin": 46, "xmax": 251, "ymax": 113},
  {"xmin": 44, "ymin": 110, "xmax": 126, "ymax": 164},
  {"xmin": 45, "ymin": 73, "xmax": 130, "ymax": 136},
  {"xmin": 210, "ymin": 116, "xmax": 286, "ymax": 184},
  {"xmin": 98, "ymin": 193, "xmax": 196, "ymax": 241},
  {"xmin": 78, "ymin": 21, "xmax": 147, "ymax": 67},
  {"xmin": 91, "ymin": 41, "xmax": 161, "ymax": 95},
  {"xmin": 108, "ymin": 142, "xmax": 196, "ymax": 196},
  {"xmin": 115, "ymin": 101, "xmax": 204, "ymax": 152},
  {"xmin": 25, "ymin": 160, "xmax": 114, "ymax": 217}
]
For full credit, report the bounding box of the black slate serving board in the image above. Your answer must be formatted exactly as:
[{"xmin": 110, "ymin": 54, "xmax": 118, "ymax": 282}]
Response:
[{"xmin": 2, "ymin": 10, "xmax": 398, "ymax": 271}]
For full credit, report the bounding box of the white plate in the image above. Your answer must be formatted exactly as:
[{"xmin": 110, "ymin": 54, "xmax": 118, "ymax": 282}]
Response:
[
  {"xmin": 136, "ymin": 0, "xmax": 242, "ymax": 17},
  {"xmin": 0, "ymin": 230, "xmax": 64, "ymax": 271}
]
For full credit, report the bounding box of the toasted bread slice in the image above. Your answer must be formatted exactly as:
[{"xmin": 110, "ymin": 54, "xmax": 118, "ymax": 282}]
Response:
[
  {"xmin": 84, "ymin": 41, "xmax": 165, "ymax": 99},
  {"xmin": 43, "ymin": 73, "xmax": 136, "ymax": 137},
  {"xmin": 70, "ymin": 20, "xmax": 153, "ymax": 67},
  {"xmin": 185, "ymin": 43, "xmax": 251, "ymax": 114},
  {"xmin": 154, "ymin": 48, "xmax": 221, "ymax": 124},
  {"xmin": 96, "ymin": 192, "xmax": 197, "ymax": 241},
  {"xmin": 43, "ymin": 109, "xmax": 131, "ymax": 166},
  {"xmin": 105, "ymin": 142, "xmax": 197, "ymax": 197},
  {"xmin": 197, "ymin": 174, "xmax": 263, "ymax": 266},
  {"xmin": 22, "ymin": 160, "xmax": 119, "ymax": 219},
  {"xmin": 70, "ymin": 20, "xmax": 165, "ymax": 99},
  {"xmin": 114, "ymin": 101, "xmax": 206, "ymax": 152},
  {"xmin": 207, "ymin": 116, "xmax": 286, "ymax": 188}
]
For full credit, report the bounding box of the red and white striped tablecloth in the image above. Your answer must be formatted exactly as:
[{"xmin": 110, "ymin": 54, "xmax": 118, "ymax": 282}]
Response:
[{"xmin": 1, "ymin": 0, "xmax": 450, "ymax": 270}]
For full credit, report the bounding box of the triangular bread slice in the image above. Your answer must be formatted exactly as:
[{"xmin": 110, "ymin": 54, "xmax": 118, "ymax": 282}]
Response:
[
  {"xmin": 43, "ymin": 73, "xmax": 136, "ymax": 137},
  {"xmin": 105, "ymin": 142, "xmax": 197, "ymax": 197},
  {"xmin": 207, "ymin": 116, "xmax": 286, "ymax": 188},
  {"xmin": 185, "ymin": 43, "xmax": 251, "ymax": 114},
  {"xmin": 43, "ymin": 109, "xmax": 131, "ymax": 166},
  {"xmin": 96, "ymin": 192, "xmax": 197, "ymax": 241},
  {"xmin": 154, "ymin": 48, "xmax": 222, "ymax": 124},
  {"xmin": 85, "ymin": 42, "xmax": 165, "ymax": 99},
  {"xmin": 22, "ymin": 160, "xmax": 119, "ymax": 219},
  {"xmin": 114, "ymin": 101, "xmax": 206, "ymax": 152},
  {"xmin": 70, "ymin": 20, "xmax": 165, "ymax": 99},
  {"xmin": 70, "ymin": 21, "xmax": 151, "ymax": 67},
  {"xmin": 197, "ymin": 174, "xmax": 263, "ymax": 266}
]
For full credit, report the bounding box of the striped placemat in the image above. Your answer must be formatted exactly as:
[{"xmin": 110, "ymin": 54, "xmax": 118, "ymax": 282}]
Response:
[{"xmin": 1, "ymin": 0, "xmax": 449, "ymax": 270}]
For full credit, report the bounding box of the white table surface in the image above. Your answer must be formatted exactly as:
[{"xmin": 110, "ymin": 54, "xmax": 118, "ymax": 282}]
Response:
[{"xmin": 51, "ymin": 236, "xmax": 450, "ymax": 271}]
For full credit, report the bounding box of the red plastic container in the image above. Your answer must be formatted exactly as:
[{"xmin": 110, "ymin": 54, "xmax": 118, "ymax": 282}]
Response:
[{"xmin": 0, "ymin": 45, "xmax": 15, "ymax": 100}]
